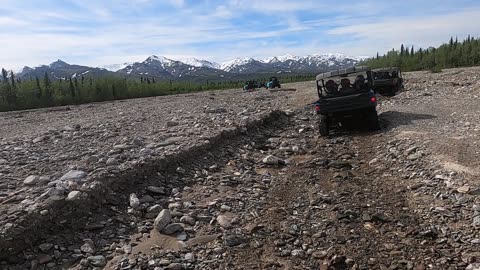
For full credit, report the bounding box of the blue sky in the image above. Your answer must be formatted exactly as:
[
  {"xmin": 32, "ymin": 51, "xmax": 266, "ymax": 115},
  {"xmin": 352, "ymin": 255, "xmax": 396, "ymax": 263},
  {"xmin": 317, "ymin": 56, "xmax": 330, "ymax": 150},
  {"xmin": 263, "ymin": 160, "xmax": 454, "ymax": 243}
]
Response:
[{"xmin": 1, "ymin": 0, "xmax": 480, "ymax": 69}]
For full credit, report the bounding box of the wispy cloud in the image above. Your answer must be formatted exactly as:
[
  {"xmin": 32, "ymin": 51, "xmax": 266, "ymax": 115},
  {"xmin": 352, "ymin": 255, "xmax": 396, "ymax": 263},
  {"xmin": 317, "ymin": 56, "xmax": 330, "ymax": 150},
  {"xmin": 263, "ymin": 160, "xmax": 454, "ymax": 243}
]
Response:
[{"xmin": 0, "ymin": 0, "xmax": 478, "ymax": 69}]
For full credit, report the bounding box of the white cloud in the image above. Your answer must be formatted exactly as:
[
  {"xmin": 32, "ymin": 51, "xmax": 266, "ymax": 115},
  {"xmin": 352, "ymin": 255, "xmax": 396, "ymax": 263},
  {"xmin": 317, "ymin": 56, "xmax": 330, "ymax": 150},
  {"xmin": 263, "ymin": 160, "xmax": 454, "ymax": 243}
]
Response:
[
  {"xmin": 327, "ymin": 9, "xmax": 480, "ymax": 55},
  {"xmin": 168, "ymin": 0, "xmax": 184, "ymax": 8}
]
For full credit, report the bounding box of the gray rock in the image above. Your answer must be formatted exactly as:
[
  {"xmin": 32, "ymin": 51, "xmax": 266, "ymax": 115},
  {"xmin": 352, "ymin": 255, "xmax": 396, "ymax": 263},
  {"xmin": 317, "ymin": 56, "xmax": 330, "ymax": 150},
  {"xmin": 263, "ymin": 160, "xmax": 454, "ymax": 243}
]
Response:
[
  {"xmin": 106, "ymin": 157, "xmax": 119, "ymax": 166},
  {"xmin": 161, "ymin": 223, "xmax": 183, "ymax": 235},
  {"xmin": 147, "ymin": 185, "xmax": 166, "ymax": 195},
  {"xmin": 33, "ymin": 136, "xmax": 47, "ymax": 143},
  {"xmin": 328, "ymin": 160, "xmax": 352, "ymax": 169},
  {"xmin": 44, "ymin": 188, "xmax": 65, "ymax": 200},
  {"xmin": 180, "ymin": 215, "xmax": 196, "ymax": 226},
  {"xmin": 220, "ymin": 205, "xmax": 232, "ymax": 211},
  {"xmin": 87, "ymin": 255, "xmax": 106, "ymax": 267},
  {"xmin": 129, "ymin": 193, "xmax": 140, "ymax": 208},
  {"xmin": 284, "ymin": 109, "xmax": 295, "ymax": 116},
  {"xmin": 312, "ymin": 250, "xmax": 328, "ymax": 259},
  {"xmin": 185, "ymin": 253, "xmax": 195, "ymax": 262},
  {"xmin": 38, "ymin": 254, "xmax": 53, "ymax": 264},
  {"xmin": 24, "ymin": 175, "xmax": 39, "ymax": 186},
  {"xmin": 292, "ymin": 249, "xmax": 306, "ymax": 258},
  {"xmin": 224, "ymin": 234, "xmax": 248, "ymax": 247},
  {"xmin": 146, "ymin": 204, "xmax": 163, "ymax": 218},
  {"xmin": 38, "ymin": 243, "xmax": 53, "ymax": 252},
  {"xmin": 67, "ymin": 191, "xmax": 82, "ymax": 201},
  {"xmin": 81, "ymin": 242, "xmax": 95, "ymax": 254},
  {"xmin": 473, "ymin": 216, "xmax": 480, "ymax": 226},
  {"xmin": 140, "ymin": 195, "xmax": 155, "ymax": 203},
  {"xmin": 123, "ymin": 244, "xmax": 132, "ymax": 254},
  {"xmin": 166, "ymin": 121, "xmax": 179, "ymax": 127},
  {"xmin": 206, "ymin": 107, "xmax": 227, "ymax": 113},
  {"xmin": 166, "ymin": 263, "xmax": 183, "ymax": 270},
  {"xmin": 217, "ymin": 214, "xmax": 235, "ymax": 229},
  {"xmin": 168, "ymin": 202, "xmax": 181, "ymax": 209},
  {"xmin": 262, "ymin": 155, "xmax": 285, "ymax": 166},
  {"xmin": 60, "ymin": 170, "xmax": 87, "ymax": 182},
  {"xmin": 466, "ymin": 263, "xmax": 480, "ymax": 270},
  {"xmin": 154, "ymin": 209, "xmax": 172, "ymax": 232},
  {"xmin": 176, "ymin": 231, "xmax": 189, "ymax": 241},
  {"xmin": 85, "ymin": 156, "xmax": 99, "ymax": 165},
  {"xmin": 407, "ymin": 152, "xmax": 422, "ymax": 160}
]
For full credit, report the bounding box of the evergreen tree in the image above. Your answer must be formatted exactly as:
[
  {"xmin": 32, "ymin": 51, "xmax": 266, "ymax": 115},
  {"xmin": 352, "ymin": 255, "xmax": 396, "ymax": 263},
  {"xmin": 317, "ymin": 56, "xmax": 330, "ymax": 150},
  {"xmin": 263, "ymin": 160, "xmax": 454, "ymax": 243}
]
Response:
[
  {"xmin": 69, "ymin": 79, "xmax": 75, "ymax": 97},
  {"xmin": 35, "ymin": 76, "xmax": 42, "ymax": 98},
  {"xmin": 10, "ymin": 71, "xmax": 16, "ymax": 90},
  {"xmin": 8, "ymin": 71, "xmax": 17, "ymax": 106},
  {"xmin": 1, "ymin": 69, "xmax": 11, "ymax": 105},
  {"xmin": 43, "ymin": 72, "xmax": 52, "ymax": 102},
  {"xmin": 364, "ymin": 35, "xmax": 480, "ymax": 72}
]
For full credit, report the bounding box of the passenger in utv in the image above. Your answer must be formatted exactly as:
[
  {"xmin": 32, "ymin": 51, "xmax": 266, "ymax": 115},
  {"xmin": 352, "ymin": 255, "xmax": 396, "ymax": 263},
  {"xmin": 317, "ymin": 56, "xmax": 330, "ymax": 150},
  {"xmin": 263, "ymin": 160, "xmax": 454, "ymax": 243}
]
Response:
[
  {"xmin": 340, "ymin": 78, "xmax": 352, "ymax": 91},
  {"xmin": 354, "ymin": 75, "xmax": 366, "ymax": 91},
  {"xmin": 325, "ymin": 79, "xmax": 338, "ymax": 95}
]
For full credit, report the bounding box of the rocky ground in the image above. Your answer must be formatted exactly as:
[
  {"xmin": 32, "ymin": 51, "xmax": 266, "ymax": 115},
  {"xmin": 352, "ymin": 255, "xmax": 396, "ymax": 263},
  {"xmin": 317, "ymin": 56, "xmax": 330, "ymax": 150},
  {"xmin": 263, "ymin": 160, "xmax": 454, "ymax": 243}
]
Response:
[{"xmin": 1, "ymin": 67, "xmax": 480, "ymax": 270}]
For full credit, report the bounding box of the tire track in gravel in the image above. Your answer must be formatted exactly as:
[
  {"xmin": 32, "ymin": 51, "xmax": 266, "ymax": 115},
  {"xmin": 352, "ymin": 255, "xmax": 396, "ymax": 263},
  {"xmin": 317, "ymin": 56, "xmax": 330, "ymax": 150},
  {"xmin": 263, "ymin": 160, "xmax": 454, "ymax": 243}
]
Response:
[{"xmin": 222, "ymin": 111, "xmax": 457, "ymax": 269}]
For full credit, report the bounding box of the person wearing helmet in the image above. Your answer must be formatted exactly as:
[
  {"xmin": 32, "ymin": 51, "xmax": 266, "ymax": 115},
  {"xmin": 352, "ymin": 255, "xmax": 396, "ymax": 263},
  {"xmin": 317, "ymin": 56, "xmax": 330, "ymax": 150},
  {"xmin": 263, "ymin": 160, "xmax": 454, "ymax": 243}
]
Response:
[
  {"xmin": 325, "ymin": 79, "xmax": 338, "ymax": 95},
  {"xmin": 354, "ymin": 75, "xmax": 366, "ymax": 91},
  {"xmin": 340, "ymin": 78, "xmax": 352, "ymax": 91}
]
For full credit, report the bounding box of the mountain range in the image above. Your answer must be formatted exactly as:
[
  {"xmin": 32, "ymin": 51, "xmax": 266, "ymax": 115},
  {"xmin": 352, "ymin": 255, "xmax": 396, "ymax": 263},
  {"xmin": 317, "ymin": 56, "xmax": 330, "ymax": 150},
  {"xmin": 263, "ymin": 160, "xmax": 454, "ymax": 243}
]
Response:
[{"xmin": 16, "ymin": 53, "xmax": 363, "ymax": 81}]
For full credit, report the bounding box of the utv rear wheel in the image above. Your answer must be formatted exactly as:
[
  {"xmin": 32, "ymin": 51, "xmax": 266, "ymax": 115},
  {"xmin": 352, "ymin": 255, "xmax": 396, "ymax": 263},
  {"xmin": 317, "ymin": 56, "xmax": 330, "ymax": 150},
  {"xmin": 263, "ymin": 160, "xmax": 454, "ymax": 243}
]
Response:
[
  {"xmin": 319, "ymin": 115, "xmax": 329, "ymax": 136},
  {"xmin": 367, "ymin": 109, "xmax": 380, "ymax": 131}
]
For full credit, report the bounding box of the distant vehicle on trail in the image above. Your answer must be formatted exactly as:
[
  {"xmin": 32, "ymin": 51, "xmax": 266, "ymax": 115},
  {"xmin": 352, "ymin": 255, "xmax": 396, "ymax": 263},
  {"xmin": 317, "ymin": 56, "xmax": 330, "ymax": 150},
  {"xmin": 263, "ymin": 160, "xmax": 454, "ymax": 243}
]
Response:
[
  {"xmin": 266, "ymin": 77, "xmax": 281, "ymax": 89},
  {"xmin": 243, "ymin": 81, "xmax": 255, "ymax": 91},
  {"xmin": 372, "ymin": 67, "xmax": 404, "ymax": 96},
  {"xmin": 243, "ymin": 80, "xmax": 267, "ymax": 91}
]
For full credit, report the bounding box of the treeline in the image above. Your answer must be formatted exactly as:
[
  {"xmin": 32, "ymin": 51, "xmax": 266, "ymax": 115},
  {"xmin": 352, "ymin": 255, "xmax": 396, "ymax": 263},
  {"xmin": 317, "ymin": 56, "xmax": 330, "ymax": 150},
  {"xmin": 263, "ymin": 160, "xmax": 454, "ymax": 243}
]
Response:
[
  {"xmin": 0, "ymin": 72, "xmax": 315, "ymax": 112},
  {"xmin": 364, "ymin": 35, "xmax": 480, "ymax": 72}
]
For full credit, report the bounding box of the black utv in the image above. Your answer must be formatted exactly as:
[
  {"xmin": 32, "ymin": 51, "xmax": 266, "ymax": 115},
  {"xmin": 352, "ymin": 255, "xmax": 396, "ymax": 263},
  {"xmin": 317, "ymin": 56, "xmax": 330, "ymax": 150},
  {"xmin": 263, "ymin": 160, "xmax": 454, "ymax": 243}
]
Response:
[
  {"xmin": 267, "ymin": 77, "xmax": 281, "ymax": 89},
  {"xmin": 314, "ymin": 66, "xmax": 380, "ymax": 136},
  {"xmin": 243, "ymin": 81, "xmax": 255, "ymax": 91},
  {"xmin": 372, "ymin": 67, "xmax": 404, "ymax": 96}
]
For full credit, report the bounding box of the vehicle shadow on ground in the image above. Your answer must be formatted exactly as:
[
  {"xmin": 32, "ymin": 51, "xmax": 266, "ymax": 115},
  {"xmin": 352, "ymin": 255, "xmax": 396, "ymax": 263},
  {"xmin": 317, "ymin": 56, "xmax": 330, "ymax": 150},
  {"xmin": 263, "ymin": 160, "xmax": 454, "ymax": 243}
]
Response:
[
  {"xmin": 379, "ymin": 111, "xmax": 437, "ymax": 132},
  {"xmin": 328, "ymin": 111, "xmax": 436, "ymax": 137}
]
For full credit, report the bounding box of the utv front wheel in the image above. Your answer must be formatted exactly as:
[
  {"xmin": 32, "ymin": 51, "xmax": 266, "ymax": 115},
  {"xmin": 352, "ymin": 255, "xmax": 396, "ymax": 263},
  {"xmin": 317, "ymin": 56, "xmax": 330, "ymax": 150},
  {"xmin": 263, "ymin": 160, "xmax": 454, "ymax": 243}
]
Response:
[{"xmin": 319, "ymin": 115, "xmax": 329, "ymax": 136}]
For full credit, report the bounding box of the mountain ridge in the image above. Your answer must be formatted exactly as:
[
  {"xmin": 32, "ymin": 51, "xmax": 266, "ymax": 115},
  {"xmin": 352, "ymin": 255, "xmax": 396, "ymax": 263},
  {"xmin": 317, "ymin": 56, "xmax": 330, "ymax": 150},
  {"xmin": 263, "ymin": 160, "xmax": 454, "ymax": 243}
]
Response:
[{"xmin": 17, "ymin": 53, "xmax": 362, "ymax": 81}]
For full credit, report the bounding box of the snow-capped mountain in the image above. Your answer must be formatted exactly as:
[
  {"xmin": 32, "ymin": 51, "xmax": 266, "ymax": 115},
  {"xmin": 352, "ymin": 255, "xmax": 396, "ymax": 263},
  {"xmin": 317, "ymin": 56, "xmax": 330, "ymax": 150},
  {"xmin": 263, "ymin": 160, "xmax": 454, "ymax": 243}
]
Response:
[
  {"xmin": 15, "ymin": 53, "xmax": 363, "ymax": 81},
  {"xmin": 116, "ymin": 55, "xmax": 230, "ymax": 80},
  {"xmin": 220, "ymin": 57, "xmax": 268, "ymax": 73},
  {"xmin": 263, "ymin": 54, "xmax": 301, "ymax": 63},
  {"xmin": 17, "ymin": 60, "xmax": 114, "ymax": 80},
  {"xmin": 218, "ymin": 53, "xmax": 361, "ymax": 74},
  {"xmin": 102, "ymin": 62, "xmax": 133, "ymax": 72},
  {"xmin": 181, "ymin": 58, "xmax": 220, "ymax": 69}
]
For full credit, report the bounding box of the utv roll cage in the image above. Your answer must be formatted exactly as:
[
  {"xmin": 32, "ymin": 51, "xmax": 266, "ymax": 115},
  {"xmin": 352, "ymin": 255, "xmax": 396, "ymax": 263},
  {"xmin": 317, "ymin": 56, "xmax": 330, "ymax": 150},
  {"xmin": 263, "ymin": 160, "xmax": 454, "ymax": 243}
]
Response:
[
  {"xmin": 316, "ymin": 66, "xmax": 373, "ymax": 98},
  {"xmin": 372, "ymin": 67, "xmax": 402, "ymax": 79}
]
